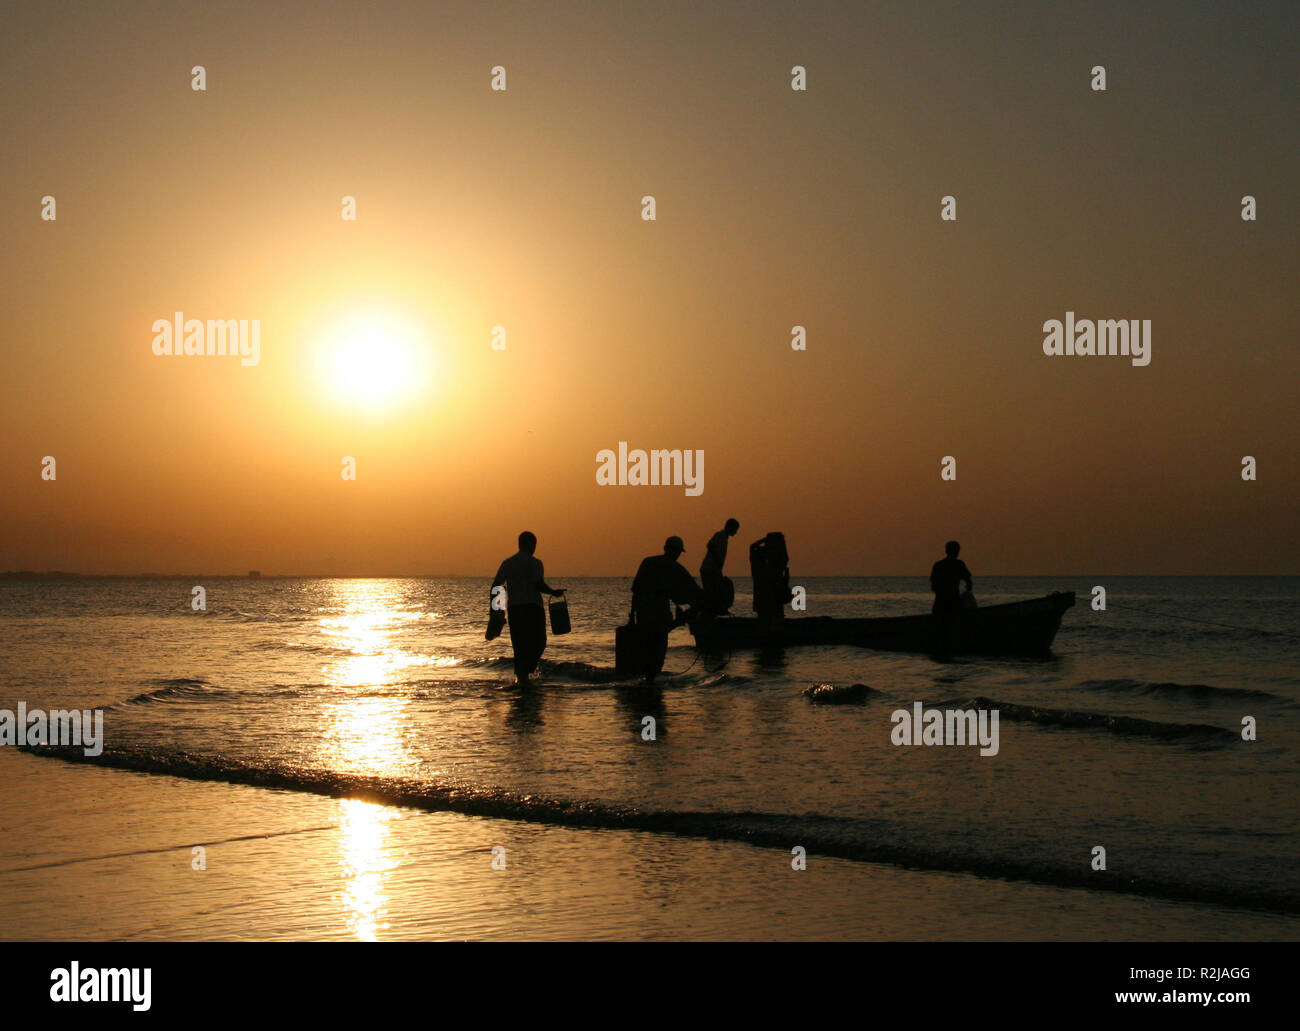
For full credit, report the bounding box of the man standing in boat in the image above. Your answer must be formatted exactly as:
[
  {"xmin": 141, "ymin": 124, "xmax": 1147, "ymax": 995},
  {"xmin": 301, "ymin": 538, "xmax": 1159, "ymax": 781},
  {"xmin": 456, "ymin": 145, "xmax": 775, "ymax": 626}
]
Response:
[
  {"xmin": 491, "ymin": 531, "xmax": 565, "ymax": 683},
  {"xmin": 749, "ymin": 531, "xmax": 792, "ymax": 632},
  {"xmin": 700, "ymin": 518, "xmax": 740, "ymax": 613},
  {"xmin": 930, "ymin": 540, "xmax": 973, "ymax": 653},
  {"xmin": 630, "ymin": 536, "xmax": 705, "ymax": 683},
  {"xmin": 931, "ymin": 540, "xmax": 973, "ymax": 612}
]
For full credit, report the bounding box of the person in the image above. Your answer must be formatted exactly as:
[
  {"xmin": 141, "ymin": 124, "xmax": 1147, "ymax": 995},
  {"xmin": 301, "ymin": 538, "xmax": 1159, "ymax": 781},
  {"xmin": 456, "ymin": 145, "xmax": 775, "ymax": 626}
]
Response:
[
  {"xmin": 491, "ymin": 531, "xmax": 564, "ymax": 683},
  {"xmin": 930, "ymin": 540, "xmax": 973, "ymax": 655},
  {"xmin": 930, "ymin": 540, "xmax": 973, "ymax": 615},
  {"xmin": 699, "ymin": 518, "xmax": 740, "ymax": 613},
  {"xmin": 630, "ymin": 536, "xmax": 705, "ymax": 683},
  {"xmin": 749, "ymin": 531, "xmax": 792, "ymax": 631}
]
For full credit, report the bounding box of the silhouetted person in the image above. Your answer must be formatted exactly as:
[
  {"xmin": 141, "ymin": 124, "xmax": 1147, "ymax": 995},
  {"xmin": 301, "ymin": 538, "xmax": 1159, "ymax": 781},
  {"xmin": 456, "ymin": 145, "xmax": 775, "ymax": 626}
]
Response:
[
  {"xmin": 700, "ymin": 518, "xmax": 740, "ymax": 613},
  {"xmin": 749, "ymin": 531, "xmax": 792, "ymax": 631},
  {"xmin": 930, "ymin": 540, "xmax": 973, "ymax": 614},
  {"xmin": 631, "ymin": 536, "xmax": 705, "ymax": 683},
  {"xmin": 492, "ymin": 531, "xmax": 563, "ymax": 683}
]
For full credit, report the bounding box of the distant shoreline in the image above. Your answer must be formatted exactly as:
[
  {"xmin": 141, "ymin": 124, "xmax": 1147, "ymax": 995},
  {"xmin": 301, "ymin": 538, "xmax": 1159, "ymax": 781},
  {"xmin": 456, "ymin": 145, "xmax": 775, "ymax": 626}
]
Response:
[{"xmin": 2, "ymin": 571, "xmax": 1296, "ymax": 581}]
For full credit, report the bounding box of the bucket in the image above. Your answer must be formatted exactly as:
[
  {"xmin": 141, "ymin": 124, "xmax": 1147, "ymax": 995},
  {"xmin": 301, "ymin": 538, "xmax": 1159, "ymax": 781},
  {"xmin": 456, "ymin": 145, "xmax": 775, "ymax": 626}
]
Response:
[
  {"xmin": 549, "ymin": 596, "xmax": 571, "ymax": 635},
  {"xmin": 615, "ymin": 623, "xmax": 642, "ymax": 674}
]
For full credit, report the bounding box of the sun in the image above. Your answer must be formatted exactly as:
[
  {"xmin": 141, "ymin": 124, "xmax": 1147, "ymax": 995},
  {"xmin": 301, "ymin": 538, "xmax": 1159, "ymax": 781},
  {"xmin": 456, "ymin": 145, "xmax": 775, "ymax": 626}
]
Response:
[{"xmin": 318, "ymin": 309, "xmax": 427, "ymax": 409}]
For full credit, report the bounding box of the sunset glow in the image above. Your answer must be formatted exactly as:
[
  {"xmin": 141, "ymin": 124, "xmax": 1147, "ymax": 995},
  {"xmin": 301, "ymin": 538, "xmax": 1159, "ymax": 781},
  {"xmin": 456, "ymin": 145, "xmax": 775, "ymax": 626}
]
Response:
[{"xmin": 317, "ymin": 310, "xmax": 427, "ymax": 410}]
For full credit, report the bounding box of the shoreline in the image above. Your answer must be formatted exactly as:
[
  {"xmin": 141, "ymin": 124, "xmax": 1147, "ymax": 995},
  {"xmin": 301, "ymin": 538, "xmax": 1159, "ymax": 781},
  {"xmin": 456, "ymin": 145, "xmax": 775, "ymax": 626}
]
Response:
[{"xmin": 4, "ymin": 749, "xmax": 1297, "ymax": 941}]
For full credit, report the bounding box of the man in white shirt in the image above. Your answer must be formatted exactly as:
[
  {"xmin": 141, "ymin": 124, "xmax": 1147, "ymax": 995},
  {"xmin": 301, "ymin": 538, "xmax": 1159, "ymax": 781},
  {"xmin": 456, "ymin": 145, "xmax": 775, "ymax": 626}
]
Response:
[{"xmin": 491, "ymin": 531, "xmax": 563, "ymax": 682}]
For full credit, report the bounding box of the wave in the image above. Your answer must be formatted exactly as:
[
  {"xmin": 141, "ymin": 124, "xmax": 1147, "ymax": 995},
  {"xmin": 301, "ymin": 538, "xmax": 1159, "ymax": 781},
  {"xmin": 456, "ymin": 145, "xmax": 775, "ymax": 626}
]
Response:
[
  {"xmin": 121, "ymin": 678, "xmax": 221, "ymax": 705},
  {"xmin": 805, "ymin": 683, "xmax": 877, "ymax": 705},
  {"xmin": 252, "ymin": 640, "xmax": 358, "ymax": 655},
  {"xmin": 114, "ymin": 663, "xmax": 741, "ymax": 708},
  {"xmin": 536, "ymin": 659, "xmax": 622, "ymax": 682},
  {"xmin": 1074, "ymin": 678, "xmax": 1283, "ymax": 703},
  {"xmin": 695, "ymin": 672, "xmax": 748, "ymax": 688},
  {"xmin": 1071, "ymin": 622, "xmax": 1253, "ymax": 643},
  {"xmin": 20, "ymin": 743, "xmax": 1298, "ymax": 914},
  {"xmin": 938, "ymin": 696, "xmax": 1239, "ymax": 745},
  {"xmin": 228, "ymin": 610, "xmax": 286, "ymax": 622},
  {"xmin": 451, "ymin": 656, "xmax": 514, "ymax": 669}
]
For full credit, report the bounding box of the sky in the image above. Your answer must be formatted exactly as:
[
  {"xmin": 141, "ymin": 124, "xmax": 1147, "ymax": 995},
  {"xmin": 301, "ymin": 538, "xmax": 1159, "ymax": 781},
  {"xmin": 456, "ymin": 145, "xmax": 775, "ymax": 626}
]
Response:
[{"xmin": 1, "ymin": 0, "xmax": 1296, "ymax": 576}]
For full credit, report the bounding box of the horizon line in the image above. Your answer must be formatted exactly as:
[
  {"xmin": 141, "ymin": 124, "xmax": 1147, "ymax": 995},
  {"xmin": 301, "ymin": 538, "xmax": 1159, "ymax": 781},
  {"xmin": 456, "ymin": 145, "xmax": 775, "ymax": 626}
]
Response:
[{"xmin": 3, "ymin": 571, "xmax": 1297, "ymax": 581}]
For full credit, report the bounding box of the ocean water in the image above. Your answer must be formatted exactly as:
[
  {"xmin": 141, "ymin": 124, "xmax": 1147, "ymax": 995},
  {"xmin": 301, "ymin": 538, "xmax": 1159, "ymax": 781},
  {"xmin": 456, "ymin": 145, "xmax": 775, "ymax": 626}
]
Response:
[{"xmin": 2, "ymin": 575, "xmax": 1298, "ymax": 939}]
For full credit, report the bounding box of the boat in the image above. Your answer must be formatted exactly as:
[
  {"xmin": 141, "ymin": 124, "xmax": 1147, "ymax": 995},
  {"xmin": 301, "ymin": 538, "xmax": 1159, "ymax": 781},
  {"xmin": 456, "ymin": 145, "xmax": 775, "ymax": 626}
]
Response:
[{"xmin": 688, "ymin": 592, "xmax": 1075, "ymax": 656}]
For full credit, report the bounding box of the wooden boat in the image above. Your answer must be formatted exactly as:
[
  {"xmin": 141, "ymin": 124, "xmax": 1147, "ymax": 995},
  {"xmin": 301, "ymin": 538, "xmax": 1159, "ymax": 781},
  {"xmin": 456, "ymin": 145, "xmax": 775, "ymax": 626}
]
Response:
[{"xmin": 688, "ymin": 592, "xmax": 1075, "ymax": 656}]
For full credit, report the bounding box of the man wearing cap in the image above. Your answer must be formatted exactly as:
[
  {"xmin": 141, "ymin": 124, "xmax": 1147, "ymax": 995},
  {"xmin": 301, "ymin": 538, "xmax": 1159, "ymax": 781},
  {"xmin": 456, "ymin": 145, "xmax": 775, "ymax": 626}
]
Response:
[{"xmin": 630, "ymin": 536, "xmax": 706, "ymax": 683}]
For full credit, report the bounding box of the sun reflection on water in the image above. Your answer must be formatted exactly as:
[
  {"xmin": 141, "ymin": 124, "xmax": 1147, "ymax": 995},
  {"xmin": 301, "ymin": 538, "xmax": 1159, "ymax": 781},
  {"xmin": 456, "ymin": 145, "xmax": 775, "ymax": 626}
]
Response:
[
  {"xmin": 315, "ymin": 580, "xmax": 443, "ymax": 777},
  {"xmin": 336, "ymin": 798, "xmax": 399, "ymax": 941},
  {"xmin": 317, "ymin": 582, "xmax": 421, "ymax": 938},
  {"xmin": 314, "ymin": 581, "xmax": 468, "ymax": 937}
]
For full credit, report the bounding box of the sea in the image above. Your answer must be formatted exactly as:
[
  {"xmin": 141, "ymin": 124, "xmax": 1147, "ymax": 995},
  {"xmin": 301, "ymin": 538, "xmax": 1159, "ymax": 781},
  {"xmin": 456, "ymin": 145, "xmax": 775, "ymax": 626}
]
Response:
[{"xmin": 1, "ymin": 575, "xmax": 1297, "ymax": 940}]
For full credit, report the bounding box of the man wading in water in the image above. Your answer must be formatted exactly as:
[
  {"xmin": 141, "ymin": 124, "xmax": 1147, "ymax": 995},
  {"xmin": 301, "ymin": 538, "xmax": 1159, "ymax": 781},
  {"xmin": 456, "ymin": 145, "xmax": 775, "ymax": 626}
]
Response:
[
  {"xmin": 630, "ymin": 536, "xmax": 705, "ymax": 683},
  {"xmin": 492, "ymin": 531, "xmax": 564, "ymax": 683}
]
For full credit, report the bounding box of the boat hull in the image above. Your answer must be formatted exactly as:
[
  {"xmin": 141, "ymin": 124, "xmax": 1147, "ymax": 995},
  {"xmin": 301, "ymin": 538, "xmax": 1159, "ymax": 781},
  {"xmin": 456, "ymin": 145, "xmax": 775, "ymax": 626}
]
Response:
[{"xmin": 689, "ymin": 592, "xmax": 1075, "ymax": 656}]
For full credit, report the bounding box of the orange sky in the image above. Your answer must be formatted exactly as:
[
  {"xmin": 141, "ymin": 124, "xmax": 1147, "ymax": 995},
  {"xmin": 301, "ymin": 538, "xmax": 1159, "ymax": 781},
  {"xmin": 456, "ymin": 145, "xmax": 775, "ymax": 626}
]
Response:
[{"xmin": 1, "ymin": 1, "xmax": 1296, "ymax": 575}]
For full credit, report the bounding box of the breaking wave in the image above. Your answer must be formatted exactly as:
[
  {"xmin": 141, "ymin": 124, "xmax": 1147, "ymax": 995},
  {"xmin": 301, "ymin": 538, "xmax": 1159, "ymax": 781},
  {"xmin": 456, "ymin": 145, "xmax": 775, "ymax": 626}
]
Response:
[
  {"xmin": 1074, "ymin": 678, "xmax": 1282, "ymax": 703},
  {"xmin": 20, "ymin": 743, "xmax": 1297, "ymax": 914},
  {"xmin": 938, "ymin": 696, "xmax": 1239, "ymax": 746},
  {"xmin": 121, "ymin": 678, "xmax": 222, "ymax": 705}
]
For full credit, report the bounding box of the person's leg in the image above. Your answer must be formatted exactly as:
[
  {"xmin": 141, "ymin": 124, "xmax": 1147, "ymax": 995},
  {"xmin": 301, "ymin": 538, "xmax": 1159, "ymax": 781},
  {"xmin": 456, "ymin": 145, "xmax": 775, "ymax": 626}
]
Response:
[
  {"xmin": 524, "ymin": 605, "xmax": 547, "ymax": 676},
  {"xmin": 644, "ymin": 626, "xmax": 669, "ymax": 682},
  {"xmin": 506, "ymin": 607, "xmax": 527, "ymax": 680},
  {"xmin": 701, "ymin": 570, "xmax": 720, "ymax": 611}
]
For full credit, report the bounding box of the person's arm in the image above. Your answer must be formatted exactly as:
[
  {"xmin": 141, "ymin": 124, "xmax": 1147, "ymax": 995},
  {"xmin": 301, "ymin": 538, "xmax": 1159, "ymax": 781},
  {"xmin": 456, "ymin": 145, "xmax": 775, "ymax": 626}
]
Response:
[
  {"xmin": 930, "ymin": 562, "xmax": 940, "ymax": 594},
  {"xmin": 692, "ymin": 575, "xmax": 707, "ymax": 606},
  {"xmin": 535, "ymin": 561, "xmax": 562, "ymax": 597},
  {"xmin": 961, "ymin": 561, "xmax": 973, "ymax": 592},
  {"xmin": 672, "ymin": 565, "xmax": 705, "ymax": 606}
]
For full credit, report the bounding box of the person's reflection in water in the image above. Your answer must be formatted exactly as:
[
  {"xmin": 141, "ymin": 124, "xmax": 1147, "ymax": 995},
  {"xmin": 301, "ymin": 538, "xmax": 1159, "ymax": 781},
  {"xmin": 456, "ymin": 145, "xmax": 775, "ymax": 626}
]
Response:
[
  {"xmin": 503, "ymin": 685, "xmax": 545, "ymax": 733},
  {"xmin": 615, "ymin": 680, "xmax": 668, "ymax": 740},
  {"xmin": 755, "ymin": 643, "xmax": 789, "ymax": 673}
]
